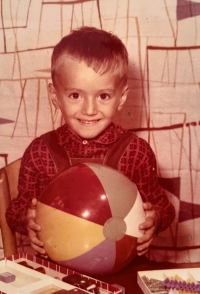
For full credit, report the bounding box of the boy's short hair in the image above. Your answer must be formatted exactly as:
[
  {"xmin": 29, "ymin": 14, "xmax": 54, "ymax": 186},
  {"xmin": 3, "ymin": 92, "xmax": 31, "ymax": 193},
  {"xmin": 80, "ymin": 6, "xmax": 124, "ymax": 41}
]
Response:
[{"xmin": 51, "ymin": 26, "xmax": 128, "ymax": 85}]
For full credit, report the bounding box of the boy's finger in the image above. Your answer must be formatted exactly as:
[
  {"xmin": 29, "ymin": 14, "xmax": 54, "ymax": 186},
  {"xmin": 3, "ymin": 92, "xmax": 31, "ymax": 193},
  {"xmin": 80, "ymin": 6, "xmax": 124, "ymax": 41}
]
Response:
[
  {"xmin": 143, "ymin": 202, "xmax": 153, "ymax": 211},
  {"xmin": 30, "ymin": 236, "xmax": 43, "ymax": 247},
  {"xmin": 29, "ymin": 198, "xmax": 37, "ymax": 209},
  {"xmin": 137, "ymin": 248, "xmax": 149, "ymax": 256},
  {"xmin": 28, "ymin": 219, "xmax": 41, "ymax": 231},
  {"xmin": 137, "ymin": 231, "xmax": 153, "ymax": 244},
  {"xmin": 139, "ymin": 216, "xmax": 154, "ymax": 230},
  {"xmin": 28, "ymin": 229, "xmax": 44, "ymax": 247},
  {"xmin": 137, "ymin": 238, "xmax": 152, "ymax": 255},
  {"xmin": 30, "ymin": 243, "xmax": 46, "ymax": 255}
]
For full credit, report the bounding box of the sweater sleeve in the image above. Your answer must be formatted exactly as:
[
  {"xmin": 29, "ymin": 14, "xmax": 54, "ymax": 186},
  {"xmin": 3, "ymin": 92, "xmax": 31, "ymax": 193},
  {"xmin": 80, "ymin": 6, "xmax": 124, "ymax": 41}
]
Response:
[
  {"xmin": 6, "ymin": 137, "xmax": 56, "ymax": 235},
  {"xmin": 120, "ymin": 135, "xmax": 175, "ymax": 232}
]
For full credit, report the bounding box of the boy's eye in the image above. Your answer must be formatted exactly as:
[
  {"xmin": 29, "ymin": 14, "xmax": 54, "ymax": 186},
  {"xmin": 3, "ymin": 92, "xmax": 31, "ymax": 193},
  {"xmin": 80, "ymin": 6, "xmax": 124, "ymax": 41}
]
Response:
[
  {"xmin": 69, "ymin": 93, "xmax": 80, "ymax": 99},
  {"xmin": 99, "ymin": 93, "xmax": 110, "ymax": 100}
]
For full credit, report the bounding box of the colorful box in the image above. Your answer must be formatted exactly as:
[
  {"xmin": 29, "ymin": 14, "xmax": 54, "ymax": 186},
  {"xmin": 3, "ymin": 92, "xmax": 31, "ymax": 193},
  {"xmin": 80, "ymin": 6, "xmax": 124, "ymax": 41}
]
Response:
[
  {"xmin": 137, "ymin": 267, "xmax": 200, "ymax": 294},
  {"xmin": 0, "ymin": 253, "xmax": 123, "ymax": 294}
]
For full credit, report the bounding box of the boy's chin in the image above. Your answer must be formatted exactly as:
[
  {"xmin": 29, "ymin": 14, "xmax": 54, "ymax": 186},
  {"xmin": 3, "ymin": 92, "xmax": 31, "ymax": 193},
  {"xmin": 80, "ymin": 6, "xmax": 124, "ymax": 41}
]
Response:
[
  {"xmin": 77, "ymin": 131, "xmax": 101, "ymax": 140},
  {"xmin": 75, "ymin": 128, "xmax": 105, "ymax": 140},
  {"xmin": 69, "ymin": 122, "xmax": 112, "ymax": 139}
]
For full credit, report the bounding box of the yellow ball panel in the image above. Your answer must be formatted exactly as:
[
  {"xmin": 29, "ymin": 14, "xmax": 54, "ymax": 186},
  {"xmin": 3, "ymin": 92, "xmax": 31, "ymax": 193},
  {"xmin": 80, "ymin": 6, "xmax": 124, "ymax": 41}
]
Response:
[{"xmin": 36, "ymin": 202, "xmax": 105, "ymax": 261}]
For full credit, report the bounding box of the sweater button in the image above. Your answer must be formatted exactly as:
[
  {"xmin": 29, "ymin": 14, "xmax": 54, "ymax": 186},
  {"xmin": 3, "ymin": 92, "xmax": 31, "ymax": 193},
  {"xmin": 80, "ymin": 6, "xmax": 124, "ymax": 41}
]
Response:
[{"xmin": 82, "ymin": 140, "xmax": 88, "ymax": 145}]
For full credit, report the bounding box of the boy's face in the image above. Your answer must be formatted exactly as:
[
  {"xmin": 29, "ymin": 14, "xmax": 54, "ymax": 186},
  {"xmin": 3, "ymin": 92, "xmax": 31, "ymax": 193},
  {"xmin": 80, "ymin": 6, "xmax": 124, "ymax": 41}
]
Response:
[{"xmin": 49, "ymin": 57, "xmax": 128, "ymax": 139}]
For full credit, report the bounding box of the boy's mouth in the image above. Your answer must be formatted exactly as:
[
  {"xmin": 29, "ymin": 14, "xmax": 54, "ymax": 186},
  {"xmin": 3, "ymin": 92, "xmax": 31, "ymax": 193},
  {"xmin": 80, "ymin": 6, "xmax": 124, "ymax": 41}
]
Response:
[{"xmin": 78, "ymin": 119, "xmax": 100, "ymax": 125}]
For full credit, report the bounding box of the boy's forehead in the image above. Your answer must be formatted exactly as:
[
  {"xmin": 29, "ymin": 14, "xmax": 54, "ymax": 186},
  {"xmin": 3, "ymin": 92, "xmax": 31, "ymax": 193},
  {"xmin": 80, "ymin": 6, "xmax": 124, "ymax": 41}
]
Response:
[
  {"xmin": 55, "ymin": 53, "xmax": 125, "ymax": 77},
  {"xmin": 55, "ymin": 55, "xmax": 119, "ymax": 80},
  {"xmin": 53, "ymin": 54, "xmax": 127, "ymax": 90},
  {"xmin": 56, "ymin": 54, "xmax": 105, "ymax": 73}
]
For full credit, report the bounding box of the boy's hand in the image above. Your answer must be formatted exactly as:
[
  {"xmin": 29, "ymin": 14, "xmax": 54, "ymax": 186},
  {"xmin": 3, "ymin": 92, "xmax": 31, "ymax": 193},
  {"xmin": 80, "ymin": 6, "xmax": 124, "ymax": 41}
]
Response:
[
  {"xmin": 26, "ymin": 198, "xmax": 46, "ymax": 255},
  {"xmin": 137, "ymin": 202, "xmax": 160, "ymax": 256}
]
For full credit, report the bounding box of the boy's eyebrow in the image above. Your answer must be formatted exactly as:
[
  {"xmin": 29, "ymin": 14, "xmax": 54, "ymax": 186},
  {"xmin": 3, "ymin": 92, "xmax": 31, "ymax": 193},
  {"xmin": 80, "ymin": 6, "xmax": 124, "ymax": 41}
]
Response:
[{"xmin": 64, "ymin": 87, "xmax": 116, "ymax": 93}]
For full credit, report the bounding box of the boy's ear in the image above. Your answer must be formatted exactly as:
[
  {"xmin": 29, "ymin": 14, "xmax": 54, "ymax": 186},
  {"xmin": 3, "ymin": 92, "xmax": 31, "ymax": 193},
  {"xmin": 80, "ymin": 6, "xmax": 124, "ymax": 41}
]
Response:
[
  {"xmin": 49, "ymin": 83, "xmax": 60, "ymax": 109},
  {"xmin": 117, "ymin": 85, "xmax": 129, "ymax": 111}
]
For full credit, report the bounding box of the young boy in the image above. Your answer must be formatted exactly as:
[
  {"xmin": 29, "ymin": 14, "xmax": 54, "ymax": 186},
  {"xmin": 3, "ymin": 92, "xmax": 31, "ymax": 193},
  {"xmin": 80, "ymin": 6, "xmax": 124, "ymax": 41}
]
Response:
[{"xmin": 6, "ymin": 26, "xmax": 175, "ymax": 258}]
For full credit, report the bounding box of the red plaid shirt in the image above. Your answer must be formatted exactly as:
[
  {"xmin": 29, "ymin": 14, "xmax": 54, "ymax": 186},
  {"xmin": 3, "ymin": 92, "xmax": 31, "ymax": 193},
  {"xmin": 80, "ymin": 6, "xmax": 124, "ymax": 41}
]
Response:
[{"xmin": 6, "ymin": 123, "xmax": 175, "ymax": 234}]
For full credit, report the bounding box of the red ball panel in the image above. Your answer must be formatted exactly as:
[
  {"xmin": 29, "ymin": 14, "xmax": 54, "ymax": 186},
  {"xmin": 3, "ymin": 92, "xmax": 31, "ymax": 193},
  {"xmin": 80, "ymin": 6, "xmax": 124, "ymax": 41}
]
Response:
[
  {"xmin": 38, "ymin": 164, "xmax": 112, "ymax": 225},
  {"xmin": 113, "ymin": 235, "xmax": 138, "ymax": 273}
]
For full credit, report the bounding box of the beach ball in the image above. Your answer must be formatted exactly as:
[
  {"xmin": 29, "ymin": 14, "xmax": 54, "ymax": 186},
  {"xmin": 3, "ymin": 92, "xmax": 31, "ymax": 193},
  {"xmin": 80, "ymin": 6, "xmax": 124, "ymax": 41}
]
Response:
[{"xmin": 36, "ymin": 163, "xmax": 145, "ymax": 276}]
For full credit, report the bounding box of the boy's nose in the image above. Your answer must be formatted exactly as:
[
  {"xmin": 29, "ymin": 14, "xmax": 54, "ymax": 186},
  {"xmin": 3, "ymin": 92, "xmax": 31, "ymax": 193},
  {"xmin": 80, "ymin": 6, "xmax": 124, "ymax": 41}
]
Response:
[{"xmin": 82, "ymin": 98, "xmax": 98, "ymax": 115}]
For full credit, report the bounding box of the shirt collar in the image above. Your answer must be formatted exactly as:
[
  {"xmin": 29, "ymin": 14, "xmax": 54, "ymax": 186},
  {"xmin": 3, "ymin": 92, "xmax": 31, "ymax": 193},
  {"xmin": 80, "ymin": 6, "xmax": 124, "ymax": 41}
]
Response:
[{"xmin": 57, "ymin": 123, "xmax": 123, "ymax": 146}]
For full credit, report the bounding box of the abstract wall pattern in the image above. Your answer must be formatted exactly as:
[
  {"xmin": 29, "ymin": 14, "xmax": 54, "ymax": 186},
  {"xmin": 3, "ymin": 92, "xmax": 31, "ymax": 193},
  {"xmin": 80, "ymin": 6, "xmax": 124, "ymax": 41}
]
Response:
[{"xmin": 0, "ymin": 0, "xmax": 200, "ymax": 263}]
